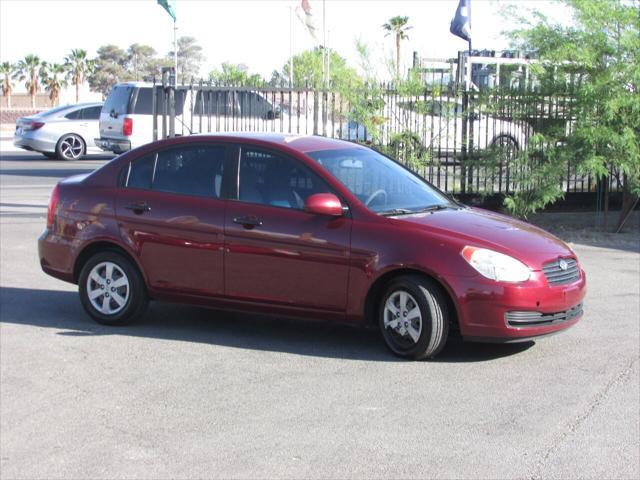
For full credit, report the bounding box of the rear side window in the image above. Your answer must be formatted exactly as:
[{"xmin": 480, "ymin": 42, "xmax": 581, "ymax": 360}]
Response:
[
  {"xmin": 193, "ymin": 91, "xmax": 238, "ymax": 116},
  {"xmin": 126, "ymin": 153, "xmax": 155, "ymax": 190},
  {"xmin": 124, "ymin": 145, "xmax": 226, "ymax": 198},
  {"xmin": 82, "ymin": 106, "xmax": 102, "ymax": 120},
  {"xmin": 103, "ymin": 86, "xmax": 133, "ymax": 115},
  {"xmin": 133, "ymin": 88, "xmax": 185, "ymax": 116},
  {"xmin": 65, "ymin": 109, "xmax": 81, "ymax": 120}
]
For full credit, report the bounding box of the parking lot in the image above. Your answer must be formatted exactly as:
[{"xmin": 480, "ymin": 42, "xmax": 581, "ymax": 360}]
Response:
[{"xmin": 1, "ymin": 149, "xmax": 639, "ymax": 479}]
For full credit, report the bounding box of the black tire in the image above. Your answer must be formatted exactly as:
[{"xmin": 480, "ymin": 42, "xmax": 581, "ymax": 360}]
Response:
[
  {"xmin": 492, "ymin": 135, "xmax": 519, "ymax": 156},
  {"xmin": 42, "ymin": 152, "xmax": 58, "ymax": 159},
  {"xmin": 78, "ymin": 251, "xmax": 148, "ymax": 326},
  {"xmin": 55, "ymin": 133, "xmax": 86, "ymax": 161},
  {"xmin": 378, "ymin": 275, "xmax": 449, "ymax": 360}
]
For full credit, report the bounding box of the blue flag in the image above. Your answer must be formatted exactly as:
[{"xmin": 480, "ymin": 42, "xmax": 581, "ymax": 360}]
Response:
[{"xmin": 450, "ymin": 0, "xmax": 471, "ymax": 43}]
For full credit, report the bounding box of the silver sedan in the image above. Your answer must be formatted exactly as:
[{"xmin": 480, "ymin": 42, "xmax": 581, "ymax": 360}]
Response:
[{"xmin": 14, "ymin": 102, "xmax": 103, "ymax": 160}]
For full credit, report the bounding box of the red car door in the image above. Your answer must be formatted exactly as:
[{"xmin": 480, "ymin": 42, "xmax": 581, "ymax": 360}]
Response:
[
  {"xmin": 116, "ymin": 143, "xmax": 230, "ymax": 297},
  {"xmin": 224, "ymin": 146, "xmax": 351, "ymax": 312}
]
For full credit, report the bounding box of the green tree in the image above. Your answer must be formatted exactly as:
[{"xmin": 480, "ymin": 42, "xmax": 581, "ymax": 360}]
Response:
[
  {"xmin": 64, "ymin": 49, "xmax": 94, "ymax": 102},
  {"xmin": 273, "ymin": 47, "xmax": 359, "ymax": 88},
  {"xmin": 41, "ymin": 62, "xmax": 68, "ymax": 106},
  {"xmin": 0, "ymin": 62, "xmax": 14, "ymax": 109},
  {"xmin": 127, "ymin": 43, "xmax": 157, "ymax": 81},
  {"xmin": 382, "ymin": 16, "xmax": 412, "ymax": 80},
  {"xmin": 506, "ymin": 0, "xmax": 639, "ymax": 227},
  {"xmin": 89, "ymin": 45, "xmax": 132, "ymax": 98},
  {"xmin": 15, "ymin": 54, "xmax": 44, "ymax": 108},
  {"xmin": 169, "ymin": 36, "xmax": 205, "ymax": 84},
  {"xmin": 210, "ymin": 62, "xmax": 263, "ymax": 86}
]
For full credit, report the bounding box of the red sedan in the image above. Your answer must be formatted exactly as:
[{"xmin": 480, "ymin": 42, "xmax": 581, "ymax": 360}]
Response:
[{"xmin": 39, "ymin": 133, "xmax": 586, "ymax": 359}]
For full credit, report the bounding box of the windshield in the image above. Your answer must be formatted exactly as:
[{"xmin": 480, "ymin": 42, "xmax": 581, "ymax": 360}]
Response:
[{"xmin": 307, "ymin": 147, "xmax": 452, "ymax": 214}]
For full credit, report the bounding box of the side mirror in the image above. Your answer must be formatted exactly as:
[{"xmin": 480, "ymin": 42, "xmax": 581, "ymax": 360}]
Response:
[{"xmin": 304, "ymin": 193, "xmax": 343, "ymax": 217}]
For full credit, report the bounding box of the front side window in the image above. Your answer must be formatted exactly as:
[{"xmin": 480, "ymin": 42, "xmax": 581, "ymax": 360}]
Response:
[
  {"xmin": 124, "ymin": 145, "xmax": 226, "ymax": 198},
  {"xmin": 238, "ymin": 149, "xmax": 331, "ymax": 209},
  {"xmin": 307, "ymin": 147, "xmax": 451, "ymax": 214}
]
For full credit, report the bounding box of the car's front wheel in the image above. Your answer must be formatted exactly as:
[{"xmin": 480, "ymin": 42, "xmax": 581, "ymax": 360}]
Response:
[
  {"xmin": 56, "ymin": 134, "xmax": 85, "ymax": 160},
  {"xmin": 78, "ymin": 251, "xmax": 148, "ymax": 326},
  {"xmin": 379, "ymin": 276, "xmax": 449, "ymax": 360}
]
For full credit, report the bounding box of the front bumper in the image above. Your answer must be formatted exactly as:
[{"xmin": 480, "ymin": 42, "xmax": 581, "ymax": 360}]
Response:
[
  {"xmin": 446, "ymin": 269, "xmax": 587, "ymax": 341},
  {"xmin": 95, "ymin": 137, "xmax": 131, "ymax": 154}
]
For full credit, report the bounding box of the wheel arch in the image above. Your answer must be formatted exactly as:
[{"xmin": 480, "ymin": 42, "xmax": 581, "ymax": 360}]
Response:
[
  {"xmin": 363, "ymin": 267, "xmax": 460, "ymax": 335},
  {"xmin": 490, "ymin": 133, "xmax": 520, "ymax": 151},
  {"xmin": 73, "ymin": 240, "xmax": 147, "ymax": 289}
]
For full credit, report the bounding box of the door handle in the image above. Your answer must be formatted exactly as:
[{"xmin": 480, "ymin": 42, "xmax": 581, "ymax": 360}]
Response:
[
  {"xmin": 125, "ymin": 202, "xmax": 151, "ymax": 214},
  {"xmin": 233, "ymin": 215, "xmax": 262, "ymax": 229}
]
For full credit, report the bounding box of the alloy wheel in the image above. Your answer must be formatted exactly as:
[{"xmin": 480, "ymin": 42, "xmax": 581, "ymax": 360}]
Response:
[
  {"xmin": 59, "ymin": 135, "xmax": 84, "ymax": 160},
  {"xmin": 85, "ymin": 261, "xmax": 130, "ymax": 315},
  {"xmin": 383, "ymin": 290, "xmax": 423, "ymax": 346}
]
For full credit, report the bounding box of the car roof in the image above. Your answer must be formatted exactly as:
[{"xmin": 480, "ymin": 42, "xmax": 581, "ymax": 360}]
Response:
[
  {"xmin": 190, "ymin": 132, "xmax": 363, "ymax": 153},
  {"xmin": 37, "ymin": 102, "xmax": 103, "ymax": 117}
]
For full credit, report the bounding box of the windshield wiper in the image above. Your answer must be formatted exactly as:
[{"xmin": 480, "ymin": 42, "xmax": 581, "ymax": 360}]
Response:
[
  {"xmin": 416, "ymin": 204, "xmax": 456, "ymax": 213},
  {"xmin": 378, "ymin": 208, "xmax": 415, "ymax": 216}
]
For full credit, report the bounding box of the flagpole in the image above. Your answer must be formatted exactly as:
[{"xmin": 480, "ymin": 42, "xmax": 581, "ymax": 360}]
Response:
[
  {"xmin": 322, "ymin": 0, "xmax": 326, "ymax": 88},
  {"xmin": 289, "ymin": 5, "xmax": 294, "ymax": 88},
  {"xmin": 173, "ymin": 18, "xmax": 178, "ymax": 86}
]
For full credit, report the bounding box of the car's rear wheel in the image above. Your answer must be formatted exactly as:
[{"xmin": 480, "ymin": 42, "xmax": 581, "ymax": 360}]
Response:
[
  {"xmin": 78, "ymin": 252, "xmax": 148, "ymax": 326},
  {"xmin": 56, "ymin": 134, "xmax": 85, "ymax": 161},
  {"xmin": 378, "ymin": 276, "xmax": 449, "ymax": 360}
]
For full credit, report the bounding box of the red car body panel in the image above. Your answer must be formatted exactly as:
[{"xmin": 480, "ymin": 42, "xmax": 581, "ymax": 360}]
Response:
[{"xmin": 39, "ymin": 134, "xmax": 586, "ymax": 341}]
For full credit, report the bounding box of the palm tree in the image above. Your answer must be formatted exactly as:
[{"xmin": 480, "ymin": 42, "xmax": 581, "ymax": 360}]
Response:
[
  {"xmin": 64, "ymin": 49, "xmax": 94, "ymax": 102},
  {"xmin": 15, "ymin": 54, "xmax": 44, "ymax": 108},
  {"xmin": 0, "ymin": 62, "xmax": 14, "ymax": 109},
  {"xmin": 42, "ymin": 63, "xmax": 68, "ymax": 106},
  {"xmin": 382, "ymin": 16, "xmax": 412, "ymax": 80}
]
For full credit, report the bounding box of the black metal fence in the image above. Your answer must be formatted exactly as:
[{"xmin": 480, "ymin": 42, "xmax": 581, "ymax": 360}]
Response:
[{"xmin": 149, "ymin": 73, "xmax": 621, "ymax": 206}]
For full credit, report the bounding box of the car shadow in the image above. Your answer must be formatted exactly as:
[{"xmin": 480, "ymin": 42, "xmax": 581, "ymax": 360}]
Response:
[{"xmin": 0, "ymin": 286, "xmax": 533, "ymax": 363}]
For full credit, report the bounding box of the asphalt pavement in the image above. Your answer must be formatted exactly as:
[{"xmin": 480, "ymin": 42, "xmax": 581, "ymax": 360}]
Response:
[{"xmin": 1, "ymin": 148, "xmax": 638, "ymax": 479}]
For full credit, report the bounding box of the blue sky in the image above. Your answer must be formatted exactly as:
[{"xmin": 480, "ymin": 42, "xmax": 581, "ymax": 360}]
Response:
[{"xmin": 1, "ymin": 0, "xmax": 572, "ymax": 80}]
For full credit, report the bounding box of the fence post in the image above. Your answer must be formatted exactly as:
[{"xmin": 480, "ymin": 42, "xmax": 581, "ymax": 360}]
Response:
[
  {"xmin": 460, "ymin": 90, "xmax": 469, "ymax": 194},
  {"xmin": 161, "ymin": 70, "xmax": 167, "ymax": 140},
  {"xmin": 313, "ymin": 87, "xmax": 319, "ymax": 135},
  {"xmin": 152, "ymin": 76, "xmax": 158, "ymax": 142},
  {"xmin": 168, "ymin": 82, "xmax": 175, "ymax": 138}
]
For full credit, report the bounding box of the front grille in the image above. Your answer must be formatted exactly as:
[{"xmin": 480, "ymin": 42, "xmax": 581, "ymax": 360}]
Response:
[
  {"xmin": 505, "ymin": 303, "xmax": 583, "ymax": 327},
  {"xmin": 542, "ymin": 258, "xmax": 580, "ymax": 285}
]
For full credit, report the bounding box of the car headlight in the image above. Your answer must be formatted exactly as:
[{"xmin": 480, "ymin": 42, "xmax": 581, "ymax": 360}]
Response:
[{"xmin": 461, "ymin": 246, "xmax": 531, "ymax": 282}]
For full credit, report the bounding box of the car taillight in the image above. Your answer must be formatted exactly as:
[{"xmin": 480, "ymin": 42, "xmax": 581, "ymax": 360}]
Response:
[
  {"xmin": 23, "ymin": 121, "xmax": 45, "ymax": 131},
  {"xmin": 122, "ymin": 117, "xmax": 133, "ymax": 136},
  {"xmin": 47, "ymin": 184, "xmax": 60, "ymax": 229}
]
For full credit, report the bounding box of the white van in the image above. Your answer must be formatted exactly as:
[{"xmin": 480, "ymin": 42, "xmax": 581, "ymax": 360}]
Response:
[{"xmin": 96, "ymin": 82, "xmax": 339, "ymax": 153}]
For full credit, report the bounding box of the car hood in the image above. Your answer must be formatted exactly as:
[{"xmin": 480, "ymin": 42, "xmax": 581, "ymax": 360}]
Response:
[{"xmin": 394, "ymin": 207, "xmax": 573, "ymax": 270}]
